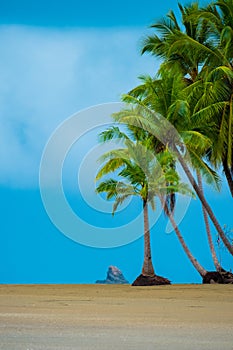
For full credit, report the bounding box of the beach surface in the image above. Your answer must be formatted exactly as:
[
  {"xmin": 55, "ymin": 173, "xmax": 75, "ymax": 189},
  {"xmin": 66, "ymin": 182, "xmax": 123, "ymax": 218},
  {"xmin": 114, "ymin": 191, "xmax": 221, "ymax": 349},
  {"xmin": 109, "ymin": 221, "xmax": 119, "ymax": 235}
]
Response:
[{"xmin": 0, "ymin": 284, "xmax": 232, "ymax": 349}]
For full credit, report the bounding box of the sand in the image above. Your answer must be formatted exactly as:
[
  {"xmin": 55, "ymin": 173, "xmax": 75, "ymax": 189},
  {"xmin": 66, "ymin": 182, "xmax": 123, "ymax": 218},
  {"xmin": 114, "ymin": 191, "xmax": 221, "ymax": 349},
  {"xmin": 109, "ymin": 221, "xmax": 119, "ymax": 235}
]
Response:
[{"xmin": 0, "ymin": 284, "xmax": 232, "ymax": 349}]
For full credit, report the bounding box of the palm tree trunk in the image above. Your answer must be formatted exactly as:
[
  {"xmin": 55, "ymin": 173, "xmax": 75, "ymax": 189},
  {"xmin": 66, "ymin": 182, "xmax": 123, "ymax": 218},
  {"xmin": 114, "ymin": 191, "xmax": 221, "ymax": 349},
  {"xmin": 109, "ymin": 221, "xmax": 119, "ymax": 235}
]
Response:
[
  {"xmin": 162, "ymin": 200, "xmax": 207, "ymax": 277},
  {"xmin": 142, "ymin": 199, "xmax": 155, "ymax": 276},
  {"xmin": 196, "ymin": 171, "xmax": 222, "ymax": 271},
  {"xmin": 174, "ymin": 146, "xmax": 233, "ymax": 255},
  {"xmin": 223, "ymin": 157, "xmax": 233, "ymax": 197}
]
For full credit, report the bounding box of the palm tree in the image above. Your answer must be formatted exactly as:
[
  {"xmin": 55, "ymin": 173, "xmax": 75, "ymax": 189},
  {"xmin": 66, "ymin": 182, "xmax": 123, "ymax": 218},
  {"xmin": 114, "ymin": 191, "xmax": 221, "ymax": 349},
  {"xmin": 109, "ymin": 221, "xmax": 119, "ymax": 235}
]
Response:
[
  {"xmin": 96, "ymin": 141, "xmax": 171, "ymax": 285},
  {"xmin": 142, "ymin": 0, "xmax": 233, "ymax": 196},
  {"xmin": 128, "ymin": 2, "xmax": 233, "ymax": 254},
  {"xmin": 141, "ymin": 2, "xmax": 212, "ymax": 83},
  {"xmin": 96, "ymin": 130, "xmax": 209, "ymax": 281},
  {"xmin": 191, "ymin": 0, "xmax": 233, "ymax": 196},
  {"xmin": 112, "ymin": 70, "xmax": 233, "ymax": 257}
]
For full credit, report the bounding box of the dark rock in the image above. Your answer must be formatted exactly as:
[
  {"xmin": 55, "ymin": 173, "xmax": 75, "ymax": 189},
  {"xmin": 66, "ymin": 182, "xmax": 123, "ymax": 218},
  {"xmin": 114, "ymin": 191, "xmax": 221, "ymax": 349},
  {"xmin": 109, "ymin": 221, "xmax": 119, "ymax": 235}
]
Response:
[
  {"xmin": 132, "ymin": 274, "xmax": 171, "ymax": 286},
  {"xmin": 96, "ymin": 266, "xmax": 129, "ymax": 284}
]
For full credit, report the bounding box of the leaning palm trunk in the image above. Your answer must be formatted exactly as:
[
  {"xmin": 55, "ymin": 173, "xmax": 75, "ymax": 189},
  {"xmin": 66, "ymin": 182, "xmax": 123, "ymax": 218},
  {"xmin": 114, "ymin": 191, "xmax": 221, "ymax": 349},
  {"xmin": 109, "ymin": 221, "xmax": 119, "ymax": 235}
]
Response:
[
  {"xmin": 162, "ymin": 200, "xmax": 207, "ymax": 277},
  {"xmin": 174, "ymin": 146, "xmax": 233, "ymax": 256},
  {"xmin": 223, "ymin": 158, "xmax": 233, "ymax": 197},
  {"xmin": 142, "ymin": 200, "xmax": 155, "ymax": 276},
  {"xmin": 197, "ymin": 171, "xmax": 222, "ymax": 271}
]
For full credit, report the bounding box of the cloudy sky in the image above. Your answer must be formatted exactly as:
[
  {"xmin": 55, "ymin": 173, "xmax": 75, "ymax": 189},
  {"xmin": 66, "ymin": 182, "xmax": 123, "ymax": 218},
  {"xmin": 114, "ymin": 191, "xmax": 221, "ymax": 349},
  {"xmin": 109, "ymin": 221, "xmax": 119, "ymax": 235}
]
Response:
[
  {"xmin": 0, "ymin": 0, "xmax": 232, "ymax": 284},
  {"xmin": 0, "ymin": 25, "xmax": 158, "ymax": 187}
]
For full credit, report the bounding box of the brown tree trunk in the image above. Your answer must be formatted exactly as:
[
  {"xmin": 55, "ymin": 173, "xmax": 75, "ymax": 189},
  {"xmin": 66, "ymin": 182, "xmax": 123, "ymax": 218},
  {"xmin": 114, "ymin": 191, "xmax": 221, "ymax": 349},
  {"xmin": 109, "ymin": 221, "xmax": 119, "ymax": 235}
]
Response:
[
  {"xmin": 174, "ymin": 146, "xmax": 233, "ymax": 256},
  {"xmin": 223, "ymin": 157, "xmax": 233, "ymax": 197},
  {"xmin": 142, "ymin": 199, "xmax": 155, "ymax": 276},
  {"xmin": 162, "ymin": 200, "xmax": 207, "ymax": 277},
  {"xmin": 197, "ymin": 171, "xmax": 222, "ymax": 272}
]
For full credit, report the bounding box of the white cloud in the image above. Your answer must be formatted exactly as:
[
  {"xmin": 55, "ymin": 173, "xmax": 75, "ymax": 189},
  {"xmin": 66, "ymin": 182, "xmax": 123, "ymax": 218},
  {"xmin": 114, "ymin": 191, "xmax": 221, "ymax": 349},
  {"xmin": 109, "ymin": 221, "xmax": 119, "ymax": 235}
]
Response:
[{"xmin": 0, "ymin": 25, "xmax": 159, "ymax": 188}]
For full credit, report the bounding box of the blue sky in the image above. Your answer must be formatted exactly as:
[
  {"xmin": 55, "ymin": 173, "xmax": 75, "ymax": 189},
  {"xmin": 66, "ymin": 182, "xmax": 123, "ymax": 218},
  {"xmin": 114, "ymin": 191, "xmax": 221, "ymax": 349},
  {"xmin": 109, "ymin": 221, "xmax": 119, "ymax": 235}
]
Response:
[
  {"xmin": 0, "ymin": 0, "xmax": 232, "ymax": 284},
  {"xmin": 0, "ymin": 0, "xmax": 189, "ymax": 27}
]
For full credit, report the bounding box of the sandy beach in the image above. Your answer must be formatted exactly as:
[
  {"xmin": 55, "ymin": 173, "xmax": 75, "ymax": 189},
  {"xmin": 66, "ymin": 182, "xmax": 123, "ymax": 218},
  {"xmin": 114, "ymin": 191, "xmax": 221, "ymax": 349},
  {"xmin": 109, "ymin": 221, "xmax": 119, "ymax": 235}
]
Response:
[{"xmin": 0, "ymin": 284, "xmax": 232, "ymax": 349}]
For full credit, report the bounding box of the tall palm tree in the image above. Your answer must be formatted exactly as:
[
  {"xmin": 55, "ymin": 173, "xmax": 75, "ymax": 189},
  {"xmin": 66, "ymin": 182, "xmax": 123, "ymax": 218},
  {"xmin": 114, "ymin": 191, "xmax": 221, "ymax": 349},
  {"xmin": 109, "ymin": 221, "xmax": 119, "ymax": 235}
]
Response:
[
  {"xmin": 96, "ymin": 142, "xmax": 171, "ymax": 285},
  {"xmin": 192, "ymin": 0, "xmax": 233, "ymax": 196},
  {"xmin": 141, "ymin": 2, "xmax": 212, "ymax": 82},
  {"xmin": 127, "ymin": 0, "xmax": 233, "ymax": 252},
  {"xmin": 112, "ymin": 70, "xmax": 233, "ymax": 256},
  {"xmin": 142, "ymin": 0, "xmax": 233, "ymax": 196},
  {"xmin": 96, "ymin": 131, "xmax": 208, "ymax": 281}
]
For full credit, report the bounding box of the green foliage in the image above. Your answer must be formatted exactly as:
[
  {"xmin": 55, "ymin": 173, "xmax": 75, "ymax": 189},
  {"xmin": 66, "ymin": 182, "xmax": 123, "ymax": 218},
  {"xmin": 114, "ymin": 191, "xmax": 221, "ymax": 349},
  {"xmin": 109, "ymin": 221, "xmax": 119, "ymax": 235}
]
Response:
[
  {"xmin": 96, "ymin": 0, "xmax": 233, "ymax": 218},
  {"xmin": 96, "ymin": 131, "xmax": 193, "ymax": 215},
  {"xmin": 139, "ymin": 0, "xmax": 233, "ymax": 192}
]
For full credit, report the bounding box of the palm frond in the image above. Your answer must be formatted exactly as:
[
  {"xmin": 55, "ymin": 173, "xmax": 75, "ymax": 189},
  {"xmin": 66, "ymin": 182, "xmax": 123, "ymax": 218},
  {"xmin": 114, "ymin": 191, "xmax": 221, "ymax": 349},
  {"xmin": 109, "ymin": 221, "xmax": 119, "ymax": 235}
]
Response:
[
  {"xmin": 99, "ymin": 126, "xmax": 129, "ymax": 143},
  {"xmin": 96, "ymin": 157, "xmax": 125, "ymax": 180},
  {"xmin": 95, "ymin": 179, "xmax": 119, "ymax": 199},
  {"xmin": 186, "ymin": 148, "xmax": 221, "ymax": 190},
  {"xmin": 181, "ymin": 130, "xmax": 212, "ymax": 154}
]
